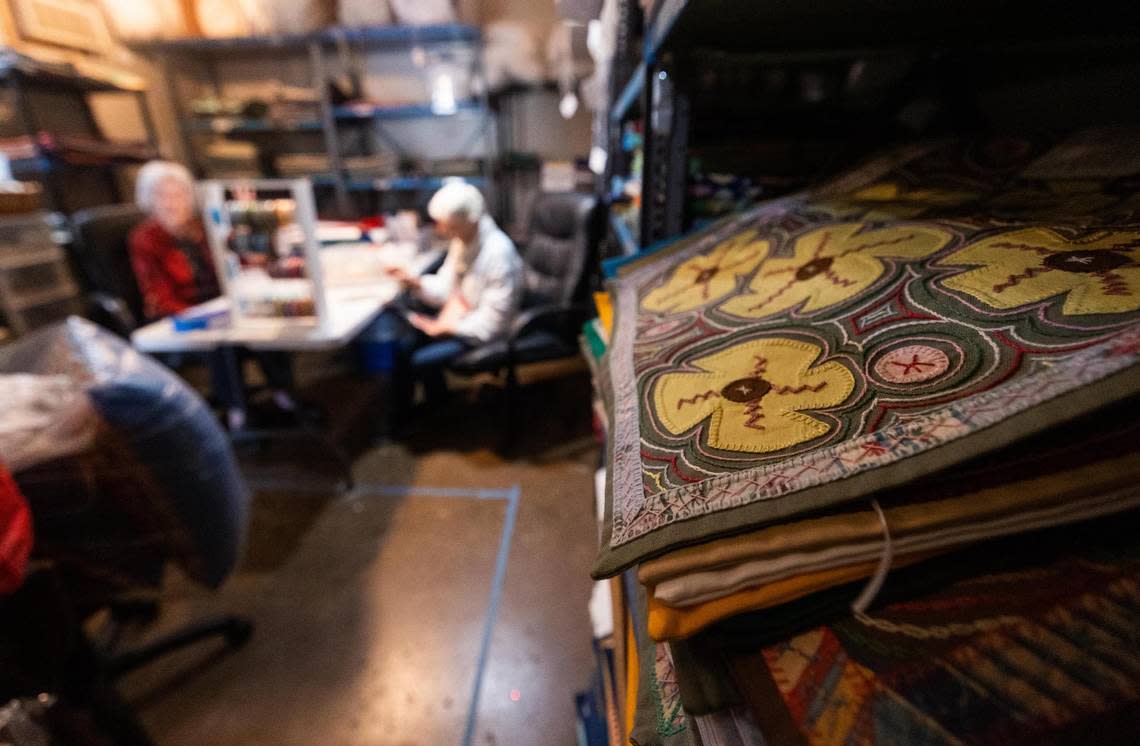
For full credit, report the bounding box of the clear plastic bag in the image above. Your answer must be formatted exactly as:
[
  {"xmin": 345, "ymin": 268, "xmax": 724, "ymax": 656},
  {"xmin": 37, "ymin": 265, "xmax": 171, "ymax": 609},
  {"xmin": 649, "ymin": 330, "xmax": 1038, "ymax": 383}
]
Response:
[
  {"xmin": 0, "ymin": 374, "xmax": 97, "ymax": 473},
  {"xmin": 0, "ymin": 318, "xmax": 250, "ymax": 587}
]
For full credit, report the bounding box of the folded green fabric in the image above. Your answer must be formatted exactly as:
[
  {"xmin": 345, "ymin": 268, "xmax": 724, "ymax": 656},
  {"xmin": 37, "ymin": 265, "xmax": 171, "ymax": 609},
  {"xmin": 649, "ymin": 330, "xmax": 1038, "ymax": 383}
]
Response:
[{"xmin": 627, "ymin": 572, "xmax": 701, "ymax": 746}]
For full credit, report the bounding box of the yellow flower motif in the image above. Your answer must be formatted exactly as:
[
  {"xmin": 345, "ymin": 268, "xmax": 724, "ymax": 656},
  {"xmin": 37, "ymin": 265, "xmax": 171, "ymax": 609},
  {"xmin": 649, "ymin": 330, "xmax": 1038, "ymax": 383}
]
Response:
[
  {"xmin": 653, "ymin": 337, "xmax": 855, "ymax": 454},
  {"xmin": 720, "ymin": 222, "xmax": 952, "ymax": 319},
  {"xmin": 852, "ymin": 181, "xmax": 974, "ymax": 206},
  {"xmin": 641, "ymin": 230, "xmax": 770, "ymax": 313},
  {"xmin": 817, "ymin": 181, "xmax": 977, "ymax": 221},
  {"xmin": 939, "ymin": 228, "xmax": 1140, "ymax": 316},
  {"xmin": 987, "ymin": 181, "xmax": 1140, "ymax": 223}
]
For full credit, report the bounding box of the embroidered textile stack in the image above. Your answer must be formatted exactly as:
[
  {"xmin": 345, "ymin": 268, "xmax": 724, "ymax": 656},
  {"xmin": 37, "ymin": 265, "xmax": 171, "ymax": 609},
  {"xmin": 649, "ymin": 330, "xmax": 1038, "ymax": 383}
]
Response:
[{"xmin": 587, "ymin": 131, "xmax": 1140, "ymax": 745}]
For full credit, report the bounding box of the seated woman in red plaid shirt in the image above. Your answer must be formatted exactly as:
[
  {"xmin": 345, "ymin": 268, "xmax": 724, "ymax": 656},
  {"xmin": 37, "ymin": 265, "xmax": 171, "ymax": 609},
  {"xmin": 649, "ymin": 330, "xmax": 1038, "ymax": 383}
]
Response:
[{"xmin": 128, "ymin": 161, "xmax": 296, "ymax": 430}]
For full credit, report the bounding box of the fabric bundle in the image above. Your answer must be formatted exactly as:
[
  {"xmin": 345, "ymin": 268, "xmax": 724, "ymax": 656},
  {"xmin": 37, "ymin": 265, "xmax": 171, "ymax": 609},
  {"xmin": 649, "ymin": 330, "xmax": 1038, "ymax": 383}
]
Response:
[{"xmin": 586, "ymin": 130, "xmax": 1140, "ymax": 744}]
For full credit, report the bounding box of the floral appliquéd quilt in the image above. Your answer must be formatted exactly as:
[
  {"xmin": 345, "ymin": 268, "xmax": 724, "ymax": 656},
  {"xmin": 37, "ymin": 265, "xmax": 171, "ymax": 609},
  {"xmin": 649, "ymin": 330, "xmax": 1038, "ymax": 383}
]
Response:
[{"xmin": 594, "ymin": 134, "xmax": 1140, "ymax": 577}]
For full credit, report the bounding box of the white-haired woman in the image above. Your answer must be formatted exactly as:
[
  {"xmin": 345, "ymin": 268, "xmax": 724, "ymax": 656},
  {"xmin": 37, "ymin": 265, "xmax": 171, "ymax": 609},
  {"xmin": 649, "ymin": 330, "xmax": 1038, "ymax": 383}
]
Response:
[
  {"xmin": 367, "ymin": 181, "xmax": 522, "ymax": 431},
  {"xmin": 129, "ymin": 160, "xmax": 218, "ymax": 318},
  {"xmin": 129, "ymin": 160, "xmax": 296, "ymax": 430}
]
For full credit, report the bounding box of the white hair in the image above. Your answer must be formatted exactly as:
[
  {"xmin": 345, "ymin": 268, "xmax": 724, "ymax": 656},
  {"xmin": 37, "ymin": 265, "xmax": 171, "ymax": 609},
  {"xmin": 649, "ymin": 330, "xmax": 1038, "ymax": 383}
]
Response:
[
  {"xmin": 427, "ymin": 180, "xmax": 485, "ymax": 223},
  {"xmin": 135, "ymin": 160, "xmax": 195, "ymax": 213}
]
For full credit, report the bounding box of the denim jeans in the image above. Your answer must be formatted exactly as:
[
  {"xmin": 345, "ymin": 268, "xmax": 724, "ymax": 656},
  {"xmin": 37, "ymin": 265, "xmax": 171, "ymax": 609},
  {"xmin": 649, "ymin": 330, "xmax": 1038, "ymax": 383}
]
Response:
[
  {"xmin": 208, "ymin": 348, "xmax": 294, "ymax": 411},
  {"xmin": 358, "ymin": 308, "xmax": 471, "ymax": 421}
]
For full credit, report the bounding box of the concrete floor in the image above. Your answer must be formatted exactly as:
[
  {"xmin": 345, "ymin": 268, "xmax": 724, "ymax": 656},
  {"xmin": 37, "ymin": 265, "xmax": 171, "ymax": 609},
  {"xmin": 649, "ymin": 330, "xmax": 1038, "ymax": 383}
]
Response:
[{"xmin": 115, "ymin": 372, "xmax": 601, "ymax": 745}]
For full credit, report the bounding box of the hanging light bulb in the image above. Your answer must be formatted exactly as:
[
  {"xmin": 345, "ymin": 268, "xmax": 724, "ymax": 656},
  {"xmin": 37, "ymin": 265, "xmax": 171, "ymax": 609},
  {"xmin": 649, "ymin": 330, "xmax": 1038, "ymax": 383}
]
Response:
[
  {"xmin": 559, "ymin": 90, "xmax": 579, "ymax": 119},
  {"xmin": 589, "ymin": 145, "xmax": 607, "ymax": 175},
  {"xmin": 430, "ymin": 69, "xmax": 458, "ymax": 115}
]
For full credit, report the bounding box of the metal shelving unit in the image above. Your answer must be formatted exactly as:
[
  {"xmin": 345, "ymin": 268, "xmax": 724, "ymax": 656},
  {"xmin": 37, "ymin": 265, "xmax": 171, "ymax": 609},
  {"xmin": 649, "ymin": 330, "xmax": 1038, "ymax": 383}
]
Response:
[
  {"xmin": 602, "ymin": 0, "xmax": 1140, "ymax": 256},
  {"xmin": 313, "ymin": 174, "xmax": 487, "ymax": 191},
  {"xmin": 127, "ymin": 24, "xmax": 480, "ymax": 55},
  {"xmin": 129, "ymin": 24, "xmax": 496, "ymax": 218},
  {"xmin": 598, "ymin": 0, "xmax": 646, "ymax": 259},
  {"xmin": 0, "ymin": 213, "xmax": 82, "ymax": 336},
  {"xmin": 0, "ymin": 53, "xmax": 159, "ymax": 214}
]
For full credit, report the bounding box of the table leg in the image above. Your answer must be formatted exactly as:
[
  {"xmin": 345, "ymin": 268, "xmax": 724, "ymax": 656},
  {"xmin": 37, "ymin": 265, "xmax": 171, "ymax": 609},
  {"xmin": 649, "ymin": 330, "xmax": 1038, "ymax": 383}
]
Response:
[
  {"xmin": 220, "ymin": 345, "xmax": 354, "ymax": 492},
  {"xmin": 214, "ymin": 345, "xmax": 248, "ymax": 428}
]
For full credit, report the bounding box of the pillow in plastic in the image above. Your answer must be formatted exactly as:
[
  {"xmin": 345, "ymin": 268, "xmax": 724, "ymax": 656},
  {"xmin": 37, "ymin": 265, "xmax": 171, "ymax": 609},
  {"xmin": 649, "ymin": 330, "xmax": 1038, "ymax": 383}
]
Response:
[{"xmin": 0, "ymin": 318, "xmax": 249, "ymax": 588}]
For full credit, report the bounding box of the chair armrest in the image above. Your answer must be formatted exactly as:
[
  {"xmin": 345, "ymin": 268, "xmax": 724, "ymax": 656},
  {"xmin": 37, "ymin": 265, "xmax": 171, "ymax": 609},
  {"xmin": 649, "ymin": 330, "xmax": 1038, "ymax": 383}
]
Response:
[
  {"xmin": 509, "ymin": 302, "xmax": 593, "ymax": 342},
  {"xmin": 86, "ymin": 291, "xmax": 137, "ymax": 337}
]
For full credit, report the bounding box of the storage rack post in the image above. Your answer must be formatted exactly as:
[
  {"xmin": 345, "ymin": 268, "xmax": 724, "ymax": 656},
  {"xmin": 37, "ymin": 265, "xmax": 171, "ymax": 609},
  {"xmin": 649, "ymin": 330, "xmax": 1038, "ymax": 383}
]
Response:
[
  {"xmin": 638, "ymin": 62, "xmax": 688, "ymax": 248},
  {"xmin": 308, "ymin": 41, "xmax": 351, "ymax": 216},
  {"xmin": 158, "ymin": 52, "xmax": 199, "ymax": 175},
  {"xmin": 472, "ymin": 33, "xmax": 499, "ymax": 222}
]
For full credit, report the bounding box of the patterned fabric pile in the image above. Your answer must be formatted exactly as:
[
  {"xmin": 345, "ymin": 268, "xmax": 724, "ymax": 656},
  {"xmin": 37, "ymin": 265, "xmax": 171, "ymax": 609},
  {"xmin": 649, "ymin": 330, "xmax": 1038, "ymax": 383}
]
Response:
[{"xmin": 585, "ymin": 131, "xmax": 1140, "ymax": 745}]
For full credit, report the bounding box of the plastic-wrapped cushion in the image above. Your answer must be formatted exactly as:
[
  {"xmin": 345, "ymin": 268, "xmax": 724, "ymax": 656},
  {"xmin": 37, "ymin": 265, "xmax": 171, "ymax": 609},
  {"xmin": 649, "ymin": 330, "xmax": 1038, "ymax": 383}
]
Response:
[
  {"xmin": 0, "ymin": 318, "xmax": 248, "ymax": 588},
  {"xmin": 0, "ymin": 373, "xmax": 99, "ymax": 472}
]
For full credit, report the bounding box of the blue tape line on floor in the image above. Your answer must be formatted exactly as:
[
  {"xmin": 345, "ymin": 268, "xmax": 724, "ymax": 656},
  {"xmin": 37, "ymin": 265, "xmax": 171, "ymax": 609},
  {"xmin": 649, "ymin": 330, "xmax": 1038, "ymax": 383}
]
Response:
[
  {"xmin": 462, "ymin": 484, "xmax": 520, "ymax": 746},
  {"xmin": 245, "ymin": 474, "xmax": 519, "ymax": 743},
  {"xmin": 351, "ymin": 484, "xmax": 517, "ymax": 501},
  {"xmin": 244, "ymin": 477, "xmax": 516, "ymax": 502}
]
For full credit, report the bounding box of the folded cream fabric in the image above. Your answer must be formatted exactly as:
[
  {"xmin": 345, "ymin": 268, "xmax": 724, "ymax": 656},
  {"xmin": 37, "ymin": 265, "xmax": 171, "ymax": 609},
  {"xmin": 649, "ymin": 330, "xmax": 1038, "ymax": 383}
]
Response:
[
  {"xmin": 639, "ymin": 449, "xmax": 1140, "ymax": 590},
  {"xmin": 648, "ymin": 485, "xmax": 1140, "ymax": 640},
  {"xmin": 656, "ymin": 484, "xmax": 1140, "ymax": 607},
  {"xmin": 646, "ymin": 553, "xmax": 936, "ymax": 641}
]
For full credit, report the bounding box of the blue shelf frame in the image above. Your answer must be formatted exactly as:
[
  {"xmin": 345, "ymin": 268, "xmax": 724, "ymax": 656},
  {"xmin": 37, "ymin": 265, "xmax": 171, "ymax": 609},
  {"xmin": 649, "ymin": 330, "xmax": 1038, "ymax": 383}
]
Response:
[
  {"xmin": 128, "ymin": 24, "xmax": 480, "ymax": 55},
  {"xmin": 333, "ymin": 100, "xmax": 487, "ymax": 121},
  {"xmin": 644, "ymin": 0, "xmax": 688, "ymax": 65},
  {"xmin": 312, "ymin": 175, "xmax": 486, "ymax": 191},
  {"xmin": 609, "ymin": 212, "xmax": 638, "ymax": 257},
  {"xmin": 610, "ymin": 62, "xmax": 645, "ymax": 125},
  {"xmin": 186, "ymin": 101, "xmax": 488, "ymax": 136},
  {"xmin": 186, "ymin": 118, "xmax": 324, "ymax": 135}
]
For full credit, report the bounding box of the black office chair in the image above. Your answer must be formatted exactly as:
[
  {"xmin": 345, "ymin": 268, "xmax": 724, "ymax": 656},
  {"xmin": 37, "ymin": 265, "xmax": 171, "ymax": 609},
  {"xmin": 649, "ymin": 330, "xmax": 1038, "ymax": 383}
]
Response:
[
  {"xmin": 448, "ymin": 192, "xmax": 600, "ymax": 436},
  {"xmin": 1, "ymin": 320, "xmax": 253, "ymax": 745},
  {"xmin": 69, "ymin": 204, "xmax": 148, "ymax": 336}
]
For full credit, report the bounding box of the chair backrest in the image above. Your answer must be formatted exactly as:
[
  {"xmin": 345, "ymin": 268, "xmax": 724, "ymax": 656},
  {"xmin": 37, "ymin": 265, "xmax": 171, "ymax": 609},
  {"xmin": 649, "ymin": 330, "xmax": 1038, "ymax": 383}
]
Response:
[
  {"xmin": 519, "ymin": 192, "xmax": 598, "ymax": 308},
  {"xmin": 70, "ymin": 204, "xmax": 147, "ymax": 326}
]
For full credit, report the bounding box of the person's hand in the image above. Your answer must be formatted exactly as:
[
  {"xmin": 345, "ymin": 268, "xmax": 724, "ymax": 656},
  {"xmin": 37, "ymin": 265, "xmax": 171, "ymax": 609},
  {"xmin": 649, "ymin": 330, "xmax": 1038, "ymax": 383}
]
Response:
[
  {"xmin": 408, "ymin": 313, "xmax": 453, "ymax": 337},
  {"xmin": 385, "ymin": 266, "xmax": 420, "ymax": 291},
  {"xmin": 242, "ymin": 252, "xmax": 269, "ymax": 268}
]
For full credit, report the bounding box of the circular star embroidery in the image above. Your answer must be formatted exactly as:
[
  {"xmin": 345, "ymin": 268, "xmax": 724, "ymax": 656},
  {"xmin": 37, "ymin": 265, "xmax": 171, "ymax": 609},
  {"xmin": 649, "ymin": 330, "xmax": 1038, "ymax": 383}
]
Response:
[
  {"xmin": 720, "ymin": 377, "xmax": 772, "ymax": 402},
  {"xmin": 1042, "ymin": 249, "xmax": 1130, "ymax": 273},
  {"xmin": 873, "ymin": 345, "xmax": 950, "ymax": 384}
]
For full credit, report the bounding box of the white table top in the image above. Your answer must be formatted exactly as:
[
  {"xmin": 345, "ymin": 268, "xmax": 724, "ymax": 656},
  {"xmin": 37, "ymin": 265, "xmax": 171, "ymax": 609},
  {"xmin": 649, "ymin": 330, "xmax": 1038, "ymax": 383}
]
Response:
[
  {"xmin": 131, "ymin": 245, "xmax": 441, "ymax": 354},
  {"xmin": 130, "ymin": 284, "xmax": 397, "ymax": 353}
]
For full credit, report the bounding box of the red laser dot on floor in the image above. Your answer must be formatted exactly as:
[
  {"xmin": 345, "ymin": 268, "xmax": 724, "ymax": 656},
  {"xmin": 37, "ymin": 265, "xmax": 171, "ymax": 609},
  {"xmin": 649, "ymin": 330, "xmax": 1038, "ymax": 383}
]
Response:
[{"xmin": 509, "ymin": 689, "xmax": 521, "ymax": 702}]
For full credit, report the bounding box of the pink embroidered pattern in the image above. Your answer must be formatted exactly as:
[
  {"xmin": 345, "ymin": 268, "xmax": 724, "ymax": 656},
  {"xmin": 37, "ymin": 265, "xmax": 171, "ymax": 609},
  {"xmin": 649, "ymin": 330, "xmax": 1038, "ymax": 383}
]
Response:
[{"xmin": 873, "ymin": 345, "xmax": 951, "ymax": 384}]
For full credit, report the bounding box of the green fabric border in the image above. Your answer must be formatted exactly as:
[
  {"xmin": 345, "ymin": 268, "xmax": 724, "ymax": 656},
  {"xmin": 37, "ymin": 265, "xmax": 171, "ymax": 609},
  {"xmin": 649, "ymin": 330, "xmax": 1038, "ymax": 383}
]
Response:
[{"xmin": 592, "ymin": 364, "xmax": 1140, "ymax": 578}]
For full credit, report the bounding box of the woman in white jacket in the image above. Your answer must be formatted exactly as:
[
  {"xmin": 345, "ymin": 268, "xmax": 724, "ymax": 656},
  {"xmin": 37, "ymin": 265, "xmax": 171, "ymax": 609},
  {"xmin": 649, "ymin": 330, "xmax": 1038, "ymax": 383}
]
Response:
[{"xmin": 366, "ymin": 181, "xmax": 523, "ymax": 429}]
